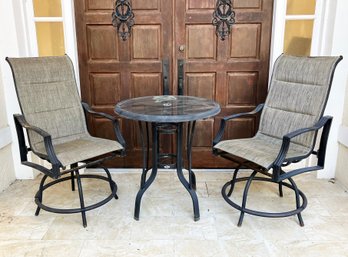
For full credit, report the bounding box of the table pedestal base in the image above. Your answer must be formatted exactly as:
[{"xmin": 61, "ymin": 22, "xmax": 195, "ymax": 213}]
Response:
[{"xmin": 134, "ymin": 122, "xmax": 200, "ymax": 221}]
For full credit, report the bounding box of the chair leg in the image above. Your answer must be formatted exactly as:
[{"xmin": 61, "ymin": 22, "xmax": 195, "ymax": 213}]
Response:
[
  {"xmin": 278, "ymin": 182, "xmax": 283, "ymax": 197},
  {"xmin": 70, "ymin": 171, "xmax": 75, "ymax": 191},
  {"xmin": 227, "ymin": 169, "xmax": 239, "ymax": 197},
  {"xmin": 102, "ymin": 167, "xmax": 118, "ymax": 199},
  {"xmin": 288, "ymin": 177, "xmax": 304, "ymax": 226},
  {"xmin": 35, "ymin": 174, "xmax": 48, "ymax": 216},
  {"xmin": 75, "ymin": 170, "xmax": 87, "ymax": 227},
  {"xmin": 70, "ymin": 163, "xmax": 78, "ymax": 191},
  {"xmin": 238, "ymin": 171, "xmax": 257, "ymax": 227}
]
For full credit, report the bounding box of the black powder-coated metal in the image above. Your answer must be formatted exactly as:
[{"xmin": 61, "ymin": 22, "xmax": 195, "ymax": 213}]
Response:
[
  {"xmin": 116, "ymin": 95, "xmax": 220, "ymax": 123},
  {"xmin": 162, "ymin": 59, "xmax": 170, "ymax": 95},
  {"xmin": 187, "ymin": 121, "xmax": 197, "ymax": 190},
  {"xmin": 34, "ymin": 170, "xmax": 118, "ymax": 218},
  {"xmin": 116, "ymin": 96, "xmax": 220, "ymax": 221},
  {"xmin": 178, "ymin": 60, "xmax": 184, "ymax": 95},
  {"xmin": 13, "ymin": 103, "xmax": 124, "ymax": 227},
  {"xmin": 134, "ymin": 121, "xmax": 200, "ymax": 221},
  {"xmin": 222, "ymin": 173, "xmax": 307, "ymax": 226},
  {"xmin": 213, "ymin": 56, "xmax": 342, "ymax": 226}
]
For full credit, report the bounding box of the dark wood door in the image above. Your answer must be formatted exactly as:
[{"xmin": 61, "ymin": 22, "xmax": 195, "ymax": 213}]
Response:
[
  {"xmin": 174, "ymin": 0, "xmax": 274, "ymax": 168},
  {"xmin": 74, "ymin": 0, "xmax": 173, "ymax": 167},
  {"xmin": 74, "ymin": 0, "xmax": 273, "ymax": 168}
]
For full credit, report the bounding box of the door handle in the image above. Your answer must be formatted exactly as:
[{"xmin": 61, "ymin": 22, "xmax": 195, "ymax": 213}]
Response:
[
  {"xmin": 178, "ymin": 59, "xmax": 184, "ymax": 95},
  {"xmin": 162, "ymin": 59, "xmax": 170, "ymax": 95}
]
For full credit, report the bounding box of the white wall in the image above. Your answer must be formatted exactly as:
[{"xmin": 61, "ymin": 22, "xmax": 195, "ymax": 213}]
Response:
[
  {"xmin": 0, "ymin": 62, "xmax": 16, "ymax": 191},
  {"xmin": 335, "ymin": 75, "xmax": 348, "ymax": 188},
  {"xmin": 0, "ymin": 0, "xmax": 34, "ymax": 179},
  {"xmin": 318, "ymin": 0, "xmax": 348, "ymax": 179}
]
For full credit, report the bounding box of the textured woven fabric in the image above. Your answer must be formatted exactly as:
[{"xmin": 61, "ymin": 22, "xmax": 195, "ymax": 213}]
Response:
[
  {"xmin": 259, "ymin": 55, "xmax": 341, "ymax": 147},
  {"xmin": 35, "ymin": 135, "xmax": 123, "ymax": 167},
  {"xmin": 8, "ymin": 55, "xmax": 123, "ymax": 166},
  {"xmin": 214, "ymin": 134, "xmax": 311, "ymax": 169},
  {"xmin": 214, "ymin": 54, "xmax": 341, "ymax": 168}
]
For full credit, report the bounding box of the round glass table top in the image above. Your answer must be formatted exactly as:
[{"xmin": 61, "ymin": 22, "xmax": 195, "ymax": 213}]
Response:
[{"xmin": 115, "ymin": 95, "xmax": 220, "ymax": 122}]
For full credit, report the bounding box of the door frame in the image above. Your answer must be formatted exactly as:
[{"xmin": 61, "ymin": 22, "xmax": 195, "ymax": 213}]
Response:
[
  {"xmin": 23, "ymin": 0, "xmax": 80, "ymax": 88},
  {"xmin": 270, "ymin": 0, "xmax": 325, "ymax": 66}
]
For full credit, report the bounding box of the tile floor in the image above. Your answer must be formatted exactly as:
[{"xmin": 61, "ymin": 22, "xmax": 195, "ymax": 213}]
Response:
[{"xmin": 0, "ymin": 170, "xmax": 348, "ymax": 257}]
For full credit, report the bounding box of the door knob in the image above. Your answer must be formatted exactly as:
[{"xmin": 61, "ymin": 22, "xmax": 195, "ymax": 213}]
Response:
[{"xmin": 178, "ymin": 45, "xmax": 185, "ymax": 52}]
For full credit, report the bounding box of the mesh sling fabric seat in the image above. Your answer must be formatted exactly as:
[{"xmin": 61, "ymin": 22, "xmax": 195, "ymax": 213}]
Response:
[
  {"xmin": 7, "ymin": 55, "xmax": 126, "ymax": 227},
  {"xmin": 213, "ymin": 54, "xmax": 342, "ymax": 226}
]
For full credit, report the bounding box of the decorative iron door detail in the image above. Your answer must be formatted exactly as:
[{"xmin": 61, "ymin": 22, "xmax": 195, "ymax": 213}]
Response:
[
  {"xmin": 177, "ymin": 59, "xmax": 184, "ymax": 95},
  {"xmin": 112, "ymin": 0, "xmax": 135, "ymax": 41},
  {"xmin": 212, "ymin": 0, "xmax": 236, "ymax": 41}
]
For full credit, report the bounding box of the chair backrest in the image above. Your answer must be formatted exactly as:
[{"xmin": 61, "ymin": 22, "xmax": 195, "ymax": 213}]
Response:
[
  {"xmin": 258, "ymin": 54, "xmax": 342, "ymax": 148},
  {"xmin": 7, "ymin": 55, "xmax": 88, "ymax": 152}
]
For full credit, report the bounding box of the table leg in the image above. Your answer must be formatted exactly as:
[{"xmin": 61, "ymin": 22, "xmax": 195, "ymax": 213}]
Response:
[
  {"xmin": 134, "ymin": 123, "xmax": 158, "ymax": 220},
  {"xmin": 139, "ymin": 121, "xmax": 150, "ymax": 188},
  {"xmin": 177, "ymin": 123, "xmax": 200, "ymax": 221},
  {"xmin": 187, "ymin": 121, "xmax": 197, "ymax": 190}
]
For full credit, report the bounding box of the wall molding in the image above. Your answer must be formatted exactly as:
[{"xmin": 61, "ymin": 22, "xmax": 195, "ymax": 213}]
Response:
[
  {"xmin": 338, "ymin": 125, "xmax": 348, "ymax": 148},
  {"xmin": 0, "ymin": 126, "xmax": 12, "ymax": 149}
]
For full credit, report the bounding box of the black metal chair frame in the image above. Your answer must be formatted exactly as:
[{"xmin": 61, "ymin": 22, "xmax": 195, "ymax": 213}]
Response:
[
  {"xmin": 213, "ymin": 104, "xmax": 332, "ymax": 226},
  {"xmin": 13, "ymin": 102, "xmax": 126, "ymax": 227},
  {"xmin": 212, "ymin": 56, "xmax": 341, "ymax": 226}
]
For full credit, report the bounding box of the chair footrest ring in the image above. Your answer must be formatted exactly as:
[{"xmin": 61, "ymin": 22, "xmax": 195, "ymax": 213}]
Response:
[
  {"xmin": 222, "ymin": 176, "xmax": 307, "ymax": 218},
  {"xmin": 35, "ymin": 174, "xmax": 117, "ymax": 214}
]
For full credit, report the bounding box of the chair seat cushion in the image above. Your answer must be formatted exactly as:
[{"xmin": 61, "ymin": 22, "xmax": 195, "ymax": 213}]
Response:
[
  {"xmin": 36, "ymin": 135, "xmax": 123, "ymax": 167},
  {"xmin": 213, "ymin": 133, "xmax": 311, "ymax": 169}
]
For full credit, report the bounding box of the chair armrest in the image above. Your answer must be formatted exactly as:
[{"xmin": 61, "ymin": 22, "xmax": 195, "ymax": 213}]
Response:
[
  {"xmin": 213, "ymin": 104, "xmax": 264, "ymax": 145},
  {"xmin": 273, "ymin": 116, "xmax": 333, "ymax": 180},
  {"xmin": 81, "ymin": 102, "xmax": 126, "ymax": 148},
  {"xmin": 13, "ymin": 114, "xmax": 61, "ymax": 167}
]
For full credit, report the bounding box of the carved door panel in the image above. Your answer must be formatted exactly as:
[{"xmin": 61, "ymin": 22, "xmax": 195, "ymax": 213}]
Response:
[
  {"xmin": 175, "ymin": 0, "xmax": 273, "ymax": 167},
  {"xmin": 74, "ymin": 0, "xmax": 173, "ymax": 167},
  {"xmin": 74, "ymin": 0, "xmax": 273, "ymax": 168}
]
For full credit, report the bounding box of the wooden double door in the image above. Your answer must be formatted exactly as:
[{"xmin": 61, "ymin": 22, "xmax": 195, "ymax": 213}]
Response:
[{"xmin": 74, "ymin": 0, "xmax": 274, "ymax": 168}]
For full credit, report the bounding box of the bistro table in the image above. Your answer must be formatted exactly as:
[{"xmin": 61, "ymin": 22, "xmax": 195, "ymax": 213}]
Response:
[{"xmin": 115, "ymin": 95, "xmax": 220, "ymax": 221}]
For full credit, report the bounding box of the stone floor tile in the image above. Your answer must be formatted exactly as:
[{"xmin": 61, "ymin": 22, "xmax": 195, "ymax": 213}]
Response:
[
  {"xmin": 0, "ymin": 216, "xmax": 54, "ymax": 240},
  {"xmin": 79, "ymin": 240, "xmax": 174, "ymax": 257},
  {"xmin": 0, "ymin": 171, "xmax": 347, "ymax": 256},
  {"xmin": 130, "ymin": 216, "xmax": 217, "ymax": 241},
  {"xmin": 0, "ymin": 240, "xmax": 83, "ymax": 257},
  {"xmin": 278, "ymin": 240, "xmax": 348, "ymax": 257},
  {"xmin": 220, "ymin": 239, "xmax": 287, "ymax": 257},
  {"xmin": 174, "ymin": 240, "xmax": 227, "ymax": 257},
  {"xmin": 43, "ymin": 215, "xmax": 133, "ymax": 240}
]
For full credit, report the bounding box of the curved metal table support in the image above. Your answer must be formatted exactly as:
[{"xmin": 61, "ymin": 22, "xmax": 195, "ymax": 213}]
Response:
[
  {"xmin": 134, "ymin": 121, "xmax": 200, "ymax": 221},
  {"xmin": 115, "ymin": 95, "xmax": 220, "ymax": 222}
]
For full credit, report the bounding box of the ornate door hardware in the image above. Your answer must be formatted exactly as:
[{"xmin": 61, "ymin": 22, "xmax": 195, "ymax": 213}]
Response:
[
  {"xmin": 112, "ymin": 0, "xmax": 135, "ymax": 41},
  {"xmin": 162, "ymin": 59, "xmax": 170, "ymax": 95},
  {"xmin": 212, "ymin": 0, "xmax": 236, "ymax": 41},
  {"xmin": 178, "ymin": 60, "xmax": 184, "ymax": 95}
]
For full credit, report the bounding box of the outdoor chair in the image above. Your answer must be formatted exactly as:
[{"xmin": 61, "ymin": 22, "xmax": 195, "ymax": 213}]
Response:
[
  {"xmin": 213, "ymin": 54, "xmax": 342, "ymax": 226},
  {"xmin": 6, "ymin": 55, "xmax": 126, "ymax": 227}
]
